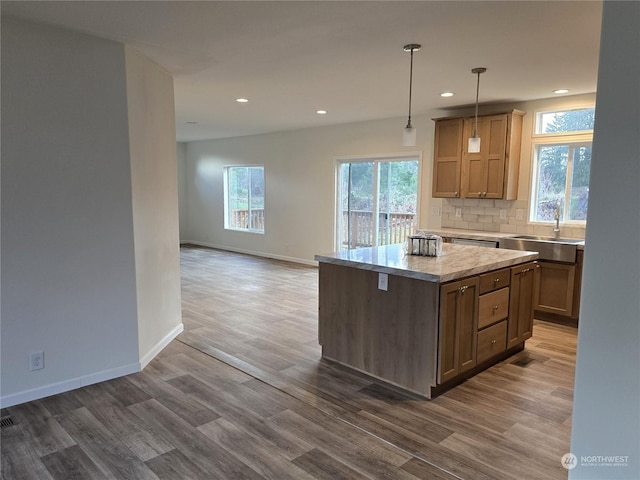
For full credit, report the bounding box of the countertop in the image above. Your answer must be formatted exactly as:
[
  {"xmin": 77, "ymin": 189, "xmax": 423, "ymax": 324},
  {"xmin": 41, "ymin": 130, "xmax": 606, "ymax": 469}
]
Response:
[{"xmin": 314, "ymin": 243, "xmax": 538, "ymax": 283}]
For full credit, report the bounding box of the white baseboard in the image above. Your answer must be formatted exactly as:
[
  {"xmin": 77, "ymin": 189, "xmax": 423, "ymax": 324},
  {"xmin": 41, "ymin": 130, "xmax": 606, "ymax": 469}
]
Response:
[
  {"xmin": 181, "ymin": 240, "xmax": 319, "ymax": 267},
  {"xmin": 0, "ymin": 362, "xmax": 140, "ymax": 409},
  {"xmin": 0, "ymin": 322, "xmax": 184, "ymax": 409},
  {"xmin": 139, "ymin": 323, "xmax": 184, "ymax": 369}
]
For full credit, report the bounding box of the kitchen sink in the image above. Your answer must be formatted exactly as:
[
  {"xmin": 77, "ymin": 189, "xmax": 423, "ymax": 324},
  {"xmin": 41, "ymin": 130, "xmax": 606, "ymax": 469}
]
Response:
[
  {"xmin": 499, "ymin": 235, "xmax": 583, "ymax": 262},
  {"xmin": 509, "ymin": 235, "xmax": 584, "ymax": 244}
]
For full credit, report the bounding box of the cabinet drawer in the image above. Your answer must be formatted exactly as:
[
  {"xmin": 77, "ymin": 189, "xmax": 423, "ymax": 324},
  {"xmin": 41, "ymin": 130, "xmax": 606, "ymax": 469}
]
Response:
[
  {"xmin": 478, "ymin": 287, "xmax": 510, "ymax": 329},
  {"xmin": 477, "ymin": 320, "xmax": 507, "ymax": 364},
  {"xmin": 479, "ymin": 268, "xmax": 511, "ymax": 294}
]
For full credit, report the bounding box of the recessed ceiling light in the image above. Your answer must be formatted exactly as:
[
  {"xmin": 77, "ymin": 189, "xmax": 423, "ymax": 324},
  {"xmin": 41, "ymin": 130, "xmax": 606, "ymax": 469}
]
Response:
[
  {"xmin": 316, "ymin": 110, "xmax": 327, "ymax": 115},
  {"xmin": 440, "ymin": 92, "xmax": 455, "ymax": 97},
  {"xmin": 553, "ymin": 89, "xmax": 569, "ymax": 94},
  {"xmin": 236, "ymin": 98, "xmax": 249, "ymax": 103}
]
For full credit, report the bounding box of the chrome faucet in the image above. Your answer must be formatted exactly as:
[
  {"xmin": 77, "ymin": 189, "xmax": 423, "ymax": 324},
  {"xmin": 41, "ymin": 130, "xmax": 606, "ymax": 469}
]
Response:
[{"xmin": 553, "ymin": 203, "xmax": 561, "ymax": 239}]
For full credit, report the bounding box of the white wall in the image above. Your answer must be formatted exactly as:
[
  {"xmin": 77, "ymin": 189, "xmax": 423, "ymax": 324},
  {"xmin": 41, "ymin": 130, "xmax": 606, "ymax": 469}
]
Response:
[
  {"xmin": 182, "ymin": 114, "xmax": 437, "ymax": 263},
  {"xmin": 0, "ymin": 18, "xmax": 183, "ymax": 407},
  {"xmin": 569, "ymin": 2, "xmax": 640, "ymax": 479},
  {"xmin": 1, "ymin": 18, "xmax": 140, "ymax": 405},
  {"xmin": 125, "ymin": 47, "xmax": 183, "ymax": 367}
]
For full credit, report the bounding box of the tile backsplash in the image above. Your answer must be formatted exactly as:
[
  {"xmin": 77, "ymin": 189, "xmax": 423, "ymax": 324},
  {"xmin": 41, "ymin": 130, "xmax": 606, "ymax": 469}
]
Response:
[{"xmin": 440, "ymin": 198, "xmax": 586, "ymax": 240}]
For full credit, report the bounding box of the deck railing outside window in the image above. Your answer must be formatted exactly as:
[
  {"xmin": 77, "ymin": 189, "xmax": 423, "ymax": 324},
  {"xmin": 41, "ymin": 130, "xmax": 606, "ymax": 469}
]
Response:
[
  {"xmin": 342, "ymin": 210, "xmax": 415, "ymax": 248},
  {"xmin": 230, "ymin": 208, "xmax": 265, "ymax": 231}
]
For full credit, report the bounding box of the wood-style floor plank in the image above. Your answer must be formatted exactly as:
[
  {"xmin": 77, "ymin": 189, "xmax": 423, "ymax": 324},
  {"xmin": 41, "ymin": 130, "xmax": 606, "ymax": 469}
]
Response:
[
  {"xmin": 1, "ymin": 245, "xmax": 578, "ymax": 480},
  {"xmin": 40, "ymin": 445, "xmax": 109, "ymax": 480}
]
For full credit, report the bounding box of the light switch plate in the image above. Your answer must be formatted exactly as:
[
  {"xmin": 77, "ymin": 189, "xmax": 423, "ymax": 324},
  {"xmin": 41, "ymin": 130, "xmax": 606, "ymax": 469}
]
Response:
[
  {"xmin": 455, "ymin": 208, "xmax": 462, "ymax": 218},
  {"xmin": 500, "ymin": 209, "xmax": 507, "ymax": 220}
]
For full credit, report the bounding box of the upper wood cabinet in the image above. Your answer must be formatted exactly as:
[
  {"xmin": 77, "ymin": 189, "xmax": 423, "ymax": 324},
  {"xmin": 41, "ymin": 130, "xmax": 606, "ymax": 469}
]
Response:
[
  {"xmin": 432, "ymin": 110, "xmax": 525, "ymax": 199},
  {"xmin": 432, "ymin": 118, "xmax": 463, "ymax": 198}
]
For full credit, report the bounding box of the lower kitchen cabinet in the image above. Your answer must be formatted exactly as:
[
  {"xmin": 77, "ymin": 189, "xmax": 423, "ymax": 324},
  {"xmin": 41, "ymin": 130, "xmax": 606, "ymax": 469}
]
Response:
[
  {"xmin": 535, "ymin": 261, "xmax": 576, "ymax": 316},
  {"xmin": 438, "ymin": 277, "xmax": 479, "ymax": 383},
  {"xmin": 507, "ymin": 262, "xmax": 537, "ymax": 349}
]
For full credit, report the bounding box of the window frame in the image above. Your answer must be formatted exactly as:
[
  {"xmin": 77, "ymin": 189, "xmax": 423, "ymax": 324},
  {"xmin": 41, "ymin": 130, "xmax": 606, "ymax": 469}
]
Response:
[
  {"xmin": 532, "ymin": 105, "xmax": 596, "ymax": 138},
  {"xmin": 223, "ymin": 165, "xmax": 265, "ymax": 234},
  {"xmin": 334, "ymin": 152, "xmax": 422, "ymax": 251},
  {"xmin": 529, "ymin": 138, "xmax": 592, "ymax": 224}
]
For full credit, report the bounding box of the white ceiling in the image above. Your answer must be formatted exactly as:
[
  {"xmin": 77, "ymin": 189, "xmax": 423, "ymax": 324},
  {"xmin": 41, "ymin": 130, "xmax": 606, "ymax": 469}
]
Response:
[{"xmin": 2, "ymin": 1, "xmax": 603, "ymax": 142}]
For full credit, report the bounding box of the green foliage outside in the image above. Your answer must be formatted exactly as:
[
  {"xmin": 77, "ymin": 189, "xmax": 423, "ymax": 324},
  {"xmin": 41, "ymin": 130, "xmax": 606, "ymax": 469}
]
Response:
[
  {"xmin": 229, "ymin": 166, "xmax": 265, "ymax": 210},
  {"xmin": 342, "ymin": 160, "xmax": 419, "ymax": 214}
]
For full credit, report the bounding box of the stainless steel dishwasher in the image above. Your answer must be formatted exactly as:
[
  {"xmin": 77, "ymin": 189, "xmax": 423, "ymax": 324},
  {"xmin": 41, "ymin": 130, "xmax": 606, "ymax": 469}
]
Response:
[{"xmin": 449, "ymin": 237, "xmax": 499, "ymax": 248}]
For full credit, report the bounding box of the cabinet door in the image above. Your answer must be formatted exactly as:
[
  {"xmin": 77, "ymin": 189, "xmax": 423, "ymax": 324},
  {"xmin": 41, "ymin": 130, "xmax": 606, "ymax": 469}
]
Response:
[
  {"xmin": 461, "ymin": 115, "xmax": 508, "ymax": 199},
  {"xmin": 457, "ymin": 277, "xmax": 479, "ymax": 374},
  {"xmin": 438, "ymin": 282, "xmax": 460, "ymax": 383},
  {"xmin": 461, "ymin": 118, "xmax": 487, "ymax": 198},
  {"xmin": 507, "ymin": 262, "xmax": 537, "ymax": 349},
  {"xmin": 438, "ymin": 278, "xmax": 479, "ymax": 383},
  {"xmin": 433, "ymin": 118, "xmax": 463, "ymax": 198},
  {"xmin": 484, "ymin": 116, "xmax": 508, "ymax": 198},
  {"xmin": 535, "ymin": 261, "xmax": 576, "ymax": 316}
]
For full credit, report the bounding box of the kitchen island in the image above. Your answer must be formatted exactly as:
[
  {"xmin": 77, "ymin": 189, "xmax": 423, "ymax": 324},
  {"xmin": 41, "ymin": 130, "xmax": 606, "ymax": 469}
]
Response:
[{"xmin": 315, "ymin": 243, "xmax": 539, "ymax": 398}]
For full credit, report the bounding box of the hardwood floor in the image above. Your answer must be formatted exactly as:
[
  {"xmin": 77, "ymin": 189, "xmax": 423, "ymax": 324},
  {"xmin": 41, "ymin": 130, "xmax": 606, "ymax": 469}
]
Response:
[{"xmin": 1, "ymin": 245, "xmax": 577, "ymax": 479}]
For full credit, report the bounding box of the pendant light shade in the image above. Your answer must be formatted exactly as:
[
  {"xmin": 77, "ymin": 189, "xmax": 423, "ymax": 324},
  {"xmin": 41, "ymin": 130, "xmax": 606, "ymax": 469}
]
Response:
[
  {"xmin": 402, "ymin": 44, "xmax": 421, "ymax": 146},
  {"xmin": 403, "ymin": 126, "xmax": 417, "ymax": 146},
  {"xmin": 468, "ymin": 67, "xmax": 487, "ymax": 153}
]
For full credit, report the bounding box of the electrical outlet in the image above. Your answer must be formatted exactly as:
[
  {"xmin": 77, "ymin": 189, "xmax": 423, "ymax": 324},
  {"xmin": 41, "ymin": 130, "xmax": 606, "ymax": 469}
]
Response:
[
  {"xmin": 455, "ymin": 208, "xmax": 462, "ymax": 218},
  {"xmin": 430, "ymin": 206, "xmax": 441, "ymax": 217},
  {"xmin": 378, "ymin": 273, "xmax": 388, "ymax": 291},
  {"xmin": 500, "ymin": 209, "xmax": 507, "ymax": 220},
  {"xmin": 30, "ymin": 351, "xmax": 44, "ymax": 371}
]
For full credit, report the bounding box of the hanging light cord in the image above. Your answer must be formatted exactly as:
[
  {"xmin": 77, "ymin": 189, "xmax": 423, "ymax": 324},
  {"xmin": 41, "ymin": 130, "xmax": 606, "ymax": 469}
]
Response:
[
  {"xmin": 407, "ymin": 47, "xmax": 415, "ymax": 129},
  {"xmin": 473, "ymin": 70, "xmax": 480, "ymax": 137},
  {"xmin": 471, "ymin": 67, "xmax": 486, "ymax": 138}
]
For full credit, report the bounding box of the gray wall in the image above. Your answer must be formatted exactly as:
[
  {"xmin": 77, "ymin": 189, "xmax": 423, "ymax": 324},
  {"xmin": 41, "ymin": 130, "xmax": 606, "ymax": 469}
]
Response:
[
  {"xmin": 1, "ymin": 18, "xmax": 182, "ymax": 407},
  {"xmin": 569, "ymin": 2, "xmax": 640, "ymax": 478}
]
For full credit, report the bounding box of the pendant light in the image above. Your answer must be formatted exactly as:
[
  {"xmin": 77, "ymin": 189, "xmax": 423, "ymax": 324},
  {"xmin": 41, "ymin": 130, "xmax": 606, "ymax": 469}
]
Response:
[
  {"xmin": 468, "ymin": 67, "xmax": 487, "ymax": 153},
  {"xmin": 402, "ymin": 44, "xmax": 421, "ymax": 146}
]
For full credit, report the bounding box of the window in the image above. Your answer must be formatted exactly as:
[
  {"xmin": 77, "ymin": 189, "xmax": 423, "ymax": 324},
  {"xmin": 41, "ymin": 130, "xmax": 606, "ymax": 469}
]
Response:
[
  {"xmin": 224, "ymin": 166, "xmax": 265, "ymax": 233},
  {"xmin": 530, "ymin": 107, "xmax": 594, "ymax": 223}
]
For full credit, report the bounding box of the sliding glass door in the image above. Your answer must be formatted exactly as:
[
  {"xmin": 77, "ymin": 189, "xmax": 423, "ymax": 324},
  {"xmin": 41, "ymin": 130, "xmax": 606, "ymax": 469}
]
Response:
[{"xmin": 337, "ymin": 156, "xmax": 419, "ymax": 250}]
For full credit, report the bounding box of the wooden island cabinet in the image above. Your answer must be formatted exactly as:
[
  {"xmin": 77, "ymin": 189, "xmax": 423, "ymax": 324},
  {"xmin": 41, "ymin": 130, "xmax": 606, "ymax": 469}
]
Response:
[{"xmin": 316, "ymin": 243, "xmax": 538, "ymax": 399}]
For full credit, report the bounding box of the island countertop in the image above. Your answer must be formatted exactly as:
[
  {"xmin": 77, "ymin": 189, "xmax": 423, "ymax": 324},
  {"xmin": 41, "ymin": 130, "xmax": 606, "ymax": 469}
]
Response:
[{"xmin": 315, "ymin": 243, "xmax": 538, "ymax": 283}]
